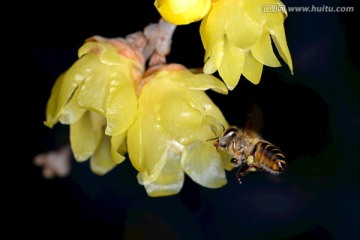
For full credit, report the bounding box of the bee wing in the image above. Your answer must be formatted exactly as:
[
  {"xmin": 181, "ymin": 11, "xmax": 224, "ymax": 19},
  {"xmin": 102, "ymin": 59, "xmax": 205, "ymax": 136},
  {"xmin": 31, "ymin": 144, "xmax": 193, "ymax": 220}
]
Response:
[{"xmin": 244, "ymin": 103, "xmax": 263, "ymax": 132}]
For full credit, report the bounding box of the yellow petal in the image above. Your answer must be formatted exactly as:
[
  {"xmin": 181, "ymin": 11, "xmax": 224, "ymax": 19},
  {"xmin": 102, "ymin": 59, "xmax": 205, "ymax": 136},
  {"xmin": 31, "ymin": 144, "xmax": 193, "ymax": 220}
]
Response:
[
  {"xmin": 70, "ymin": 111, "xmax": 105, "ymax": 162},
  {"xmin": 171, "ymin": 70, "xmax": 228, "ymax": 94},
  {"xmin": 241, "ymin": 0, "xmax": 286, "ymax": 31},
  {"xmin": 181, "ymin": 90, "xmax": 228, "ymax": 132},
  {"xmin": 242, "ymin": 52, "xmax": 263, "ymax": 85},
  {"xmin": 139, "ymin": 141, "xmax": 184, "ymax": 197},
  {"xmin": 200, "ymin": 1, "xmax": 226, "ymax": 60},
  {"xmin": 241, "ymin": 0, "xmax": 293, "ymax": 73},
  {"xmin": 181, "ymin": 140, "xmax": 227, "ymax": 188},
  {"xmin": 44, "ymin": 74, "xmax": 87, "ymax": 127},
  {"xmin": 58, "ymin": 88, "xmax": 86, "ymax": 125},
  {"xmin": 226, "ymin": 1, "xmax": 262, "ymax": 49},
  {"xmin": 192, "ymin": 121, "xmax": 232, "ymax": 171},
  {"xmin": 78, "ymin": 41, "xmax": 97, "ymax": 57},
  {"xmin": 218, "ymin": 39, "xmax": 245, "ymax": 90},
  {"xmin": 77, "ymin": 60, "xmax": 110, "ymax": 115},
  {"xmin": 126, "ymin": 112, "xmax": 143, "ymax": 171},
  {"xmin": 271, "ymin": 26, "xmax": 294, "ymax": 74},
  {"xmin": 90, "ymin": 133, "xmax": 118, "ymax": 175},
  {"xmin": 127, "ymin": 101, "xmax": 169, "ymax": 177},
  {"xmin": 200, "ymin": 0, "xmax": 227, "ymax": 47},
  {"xmin": 79, "ymin": 41, "xmax": 129, "ymax": 67},
  {"xmin": 203, "ymin": 39, "xmax": 224, "ymax": 75},
  {"xmin": 111, "ymin": 132, "xmax": 127, "ymax": 164},
  {"xmin": 44, "ymin": 73, "xmax": 64, "ymax": 127},
  {"xmin": 105, "ymin": 66, "xmax": 137, "ymax": 136},
  {"xmin": 161, "ymin": 0, "xmax": 203, "ymax": 14},
  {"xmin": 251, "ymin": 33, "xmax": 281, "ymax": 67},
  {"xmin": 44, "ymin": 54, "xmax": 96, "ymax": 127},
  {"xmin": 57, "ymin": 54, "xmax": 98, "ymax": 112},
  {"xmin": 155, "ymin": 0, "xmax": 211, "ymax": 25},
  {"xmin": 159, "ymin": 91, "xmax": 204, "ymax": 145}
]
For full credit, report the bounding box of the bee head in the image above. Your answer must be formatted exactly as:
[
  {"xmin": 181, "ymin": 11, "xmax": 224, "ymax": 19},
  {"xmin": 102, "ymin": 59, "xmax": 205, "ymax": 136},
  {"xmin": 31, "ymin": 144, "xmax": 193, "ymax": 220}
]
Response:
[{"xmin": 218, "ymin": 126, "xmax": 238, "ymax": 147}]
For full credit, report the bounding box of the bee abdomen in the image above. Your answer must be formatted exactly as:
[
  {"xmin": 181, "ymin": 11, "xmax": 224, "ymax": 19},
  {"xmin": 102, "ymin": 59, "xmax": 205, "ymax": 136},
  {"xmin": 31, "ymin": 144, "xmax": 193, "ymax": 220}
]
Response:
[{"xmin": 253, "ymin": 141, "xmax": 286, "ymax": 174}]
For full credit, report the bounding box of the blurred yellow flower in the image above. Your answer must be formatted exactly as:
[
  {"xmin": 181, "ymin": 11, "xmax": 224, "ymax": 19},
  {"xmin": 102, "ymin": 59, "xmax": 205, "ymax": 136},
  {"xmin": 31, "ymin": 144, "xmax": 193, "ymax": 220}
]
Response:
[
  {"xmin": 154, "ymin": 0, "xmax": 211, "ymax": 25},
  {"xmin": 200, "ymin": 0, "xmax": 293, "ymax": 89},
  {"xmin": 127, "ymin": 64, "xmax": 230, "ymax": 196},
  {"xmin": 44, "ymin": 36, "xmax": 142, "ymax": 174}
]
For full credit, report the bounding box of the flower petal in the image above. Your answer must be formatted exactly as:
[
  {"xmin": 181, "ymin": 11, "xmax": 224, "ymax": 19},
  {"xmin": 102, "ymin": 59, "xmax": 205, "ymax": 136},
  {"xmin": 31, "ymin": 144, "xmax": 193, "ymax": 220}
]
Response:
[
  {"xmin": 203, "ymin": 39, "xmax": 224, "ymax": 75},
  {"xmin": 182, "ymin": 140, "xmax": 227, "ymax": 188},
  {"xmin": 219, "ymin": 150, "xmax": 234, "ymax": 171},
  {"xmin": 155, "ymin": 0, "xmax": 211, "ymax": 25},
  {"xmin": 58, "ymin": 87, "xmax": 86, "ymax": 125},
  {"xmin": 44, "ymin": 73, "xmax": 65, "ymax": 127},
  {"xmin": 218, "ymin": 39, "xmax": 245, "ymax": 90},
  {"xmin": 44, "ymin": 54, "xmax": 97, "ymax": 127},
  {"xmin": 226, "ymin": 1, "xmax": 262, "ymax": 49},
  {"xmin": 139, "ymin": 141, "xmax": 184, "ymax": 197},
  {"xmin": 171, "ymin": 70, "xmax": 228, "ymax": 94},
  {"xmin": 186, "ymin": 92, "xmax": 228, "ymax": 131},
  {"xmin": 241, "ymin": 0, "xmax": 286, "ymax": 32},
  {"xmin": 159, "ymin": 91, "xmax": 204, "ymax": 145},
  {"xmin": 111, "ymin": 132, "xmax": 127, "ymax": 164},
  {"xmin": 251, "ymin": 33, "xmax": 281, "ymax": 67},
  {"xmin": 242, "ymin": 52, "xmax": 263, "ymax": 85},
  {"xmin": 77, "ymin": 59, "xmax": 110, "ymax": 115},
  {"xmin": 79, "ymin": 41, "xmax": 130, "ymax": 67},
  {"xmin": 70, "ymin": 111, "xmax": 105, "ymax": 162},
  {"xmin": 127, "ymin": 99, "xmax": 169, "ymax": 177},
  {"xmin": 200, "ymin": 1, "xmax": 226, "ymax": 66},
  {"xmin": 90, "ymin": 133, "xmax": 118, "ymax": 175},
  {"xmin": 200, "ymin": 0, "xmax": 227, "ymax": 50},
  {"xmin": 271, "ymin": 26, "xmax": 294, "ymax": 74},
  {"xmin": 105, "ymin": 66, "xmax": 137, "ymax": 136},
  {"xmin": 241, "ymin": 0, "xmax": 293, "ymax": 73},
  {"xmin": 126, "ymin": 112, "xmax": 143, "ymax": 171},
  {"xmin": 58, "ymin": 54, "xmax": 98, "ymax": 110}
]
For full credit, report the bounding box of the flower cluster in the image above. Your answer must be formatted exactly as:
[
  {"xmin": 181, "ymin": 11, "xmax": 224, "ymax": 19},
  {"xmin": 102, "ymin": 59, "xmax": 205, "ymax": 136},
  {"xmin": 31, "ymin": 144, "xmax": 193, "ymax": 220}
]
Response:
[
  {"xmin": 42, "ymin": 1, "xmax": 295, "ymax": 197},
  {"xmin": 44, "ymin": 23, "xmax": 232, "ymax": 196},
  {"xmin": 154, "ymin": 0, "xmax": 293, "ymax": 89}
]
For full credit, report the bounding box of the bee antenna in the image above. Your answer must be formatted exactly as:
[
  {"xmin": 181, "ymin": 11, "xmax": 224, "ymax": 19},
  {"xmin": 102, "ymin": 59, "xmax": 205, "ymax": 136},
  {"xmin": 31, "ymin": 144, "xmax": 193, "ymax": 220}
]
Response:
[
  {"xmin": 206, "ymin": 136, "xmax": 219, "ymax": 142},
  {"xmin": 215, "ymin": 121, "xmax": 225, "ymax": 132},
  {"xmin": 206, "ymin": 121, "xmax": 225, "ymax": 142}
]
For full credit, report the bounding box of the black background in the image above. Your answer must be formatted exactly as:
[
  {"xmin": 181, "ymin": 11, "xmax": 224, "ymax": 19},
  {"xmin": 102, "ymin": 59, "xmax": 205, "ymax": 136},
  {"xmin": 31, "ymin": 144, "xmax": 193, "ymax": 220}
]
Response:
[{"xmin": 17, "ymin": 0, "xmax": 359, "ymax": 239}]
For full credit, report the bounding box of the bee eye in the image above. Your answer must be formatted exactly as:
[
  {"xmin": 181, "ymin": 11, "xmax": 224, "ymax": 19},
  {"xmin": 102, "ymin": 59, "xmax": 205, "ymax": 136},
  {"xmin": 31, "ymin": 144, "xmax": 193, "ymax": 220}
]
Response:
[{"xmin": 223, "ymin": 130, "xmax": 237, "ymax": 139}]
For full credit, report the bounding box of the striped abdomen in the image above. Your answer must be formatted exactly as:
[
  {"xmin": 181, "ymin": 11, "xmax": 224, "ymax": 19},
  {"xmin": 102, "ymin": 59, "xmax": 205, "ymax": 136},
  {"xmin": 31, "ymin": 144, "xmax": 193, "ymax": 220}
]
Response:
[{"xmin": 252, "ymin": 140, "xmax": 286, "ymax": 174}]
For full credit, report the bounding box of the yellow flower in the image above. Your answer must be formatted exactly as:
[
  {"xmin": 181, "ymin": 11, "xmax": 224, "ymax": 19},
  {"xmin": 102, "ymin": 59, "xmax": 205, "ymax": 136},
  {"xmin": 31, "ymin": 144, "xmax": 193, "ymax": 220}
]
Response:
[
  {"xmin": 200, "ymin": 0, "xmax": 293, "ymax": 89},
  {"xmin": 154, "ymin": 0, "xmax": 211, "ymax": 25},
  {"xmin": 127, "ymin": 64, "xmax": 230, "ymax": 197},
  {"xmin": 44, "ymin": 36, "xmax": 142, "ymax": 174},
  {"xmin": 70, "ymin": 111, "xmax": 127, "ymax": 175},
  {"xmin": 45, "ymin": 36, "xmax": 142, "ymax": 136}
]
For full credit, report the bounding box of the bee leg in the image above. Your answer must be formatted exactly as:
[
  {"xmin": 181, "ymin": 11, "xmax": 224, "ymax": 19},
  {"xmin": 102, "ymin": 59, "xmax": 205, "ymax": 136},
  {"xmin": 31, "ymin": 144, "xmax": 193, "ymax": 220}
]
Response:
[{"xmin": 235, "ymin": 164, "xmax": 253, "ymax": 184}]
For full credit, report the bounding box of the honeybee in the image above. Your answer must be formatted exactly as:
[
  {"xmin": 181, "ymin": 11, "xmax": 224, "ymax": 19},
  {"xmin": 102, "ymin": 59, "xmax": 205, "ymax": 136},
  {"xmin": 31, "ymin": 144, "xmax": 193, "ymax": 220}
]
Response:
[{"xmin": 212, "ymin": 105, "xmax": 286, "ymax": 183}]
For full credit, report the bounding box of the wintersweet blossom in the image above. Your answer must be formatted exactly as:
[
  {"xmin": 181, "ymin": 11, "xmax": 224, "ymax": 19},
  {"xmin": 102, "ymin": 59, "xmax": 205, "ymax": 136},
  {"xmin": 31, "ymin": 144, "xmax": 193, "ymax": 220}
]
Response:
[
  {"xmin": 127, "ymin": 64, "xmax": 231, "ymax": 196},
  {"xmin": 43, "ymin": 32, "xmax": 233, "ymax": 196},
  {"xmin": 44, "ymin": 36, "xmax": 142, "ymax": 174},
  {"xmin": 154, "ymin": 0, "xmax": 293, "ymax": 90},
  {"xmin": 201, "ymin": 0, "xmax": 293, "ymax": 89},
  {"xmin": 154, "ymin": 0, "xmax": 211, "ymax": 25}
]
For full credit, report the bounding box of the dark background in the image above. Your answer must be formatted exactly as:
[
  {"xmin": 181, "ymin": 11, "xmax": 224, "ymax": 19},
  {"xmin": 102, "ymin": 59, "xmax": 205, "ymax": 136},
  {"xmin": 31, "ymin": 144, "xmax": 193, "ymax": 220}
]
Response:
[{"xmin": 18, "ymin": 0, "xmax": 359, "ymax": 239}]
